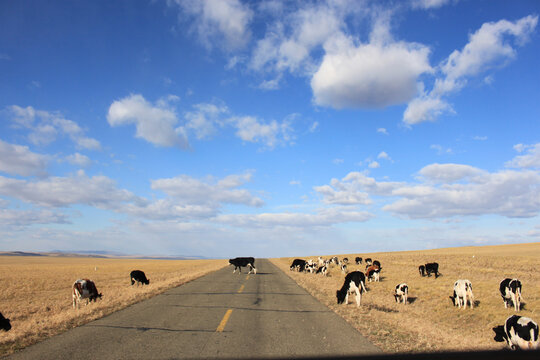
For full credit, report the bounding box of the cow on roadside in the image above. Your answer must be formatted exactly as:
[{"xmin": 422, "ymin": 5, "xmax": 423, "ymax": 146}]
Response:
[
  {"xmin": 0, "ymin": 312, "xmax": 11, "ymax": 332},
  {"xmin": 290, "ymin": 258, "xmax": 306, "ymax": 272},
  {"xmin": 229, "ymin": 257, "xmax": 257, "ymax": 274},
  {"xmin": 493, "ymin": 315, "xmax": 539, "ymax": 350},
  {"xmin": 500, "ymin": 278, "xmax": 523, "ymax": 311},
  {"xmin": 394, "ymin": 283, "xmax": 408, "ymax": 305},
  {"xmin": 130, "ymin": 270, "xmax": 150, "ymax": 286},
  {"xmin": 73, "ymin": 279, "xmax": 102, "ymax": 309},
  {"xmin": 336, "ymin": 271, "xmax": 367, "ymax": 307}
]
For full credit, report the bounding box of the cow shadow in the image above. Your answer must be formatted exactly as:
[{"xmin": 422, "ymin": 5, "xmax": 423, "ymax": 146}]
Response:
[{"xmin": 407, "ymin": 296, "xmax": 418, "ymax": 304}]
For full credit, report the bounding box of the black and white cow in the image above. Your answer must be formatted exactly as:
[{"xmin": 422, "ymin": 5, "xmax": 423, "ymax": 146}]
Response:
[
  {"xmin": 341, "ymin": 263, "xmax": 348, "ymax": 274},
  {"xmin": 0, "ymin": 312, "xmax": 11, "ymax": 332},
  {"xmin": 493, "ymin": 315, "xmax": 539, "ymax": 350},
  {"xmin": 342, "ymin": 257, "xmax": 349, "ymax": 264},
  {"xmin": 451, "ymin": 279, "xmax": 474, "ymax": 310},
  {"xmin": 316, "ymin": 265, "xmax": 328, "ymax": 276},
  {"xmin": 425, "ymin": 262, "xmax": 440, "ymax": 278},
  {"xmin": 229, "ymin": 257, "xmax": 257, "ymax": 274},
  {"xmin": 500, "ymin": 278, "xmax": 523, "ymax": 311},
  {"xmin": 336, "ymin": 271, "xmax": 367, "ymax": 307},
  {"xmin": 365, "ymin": 258, "xmax": 372, "ymax": 266},
  {"xmin": 418, "ymin": 265, "xmax": 426, "ymax": 277},
  {"xmin": 72, "ymin": 279, "xmax": 102, "ymax": 309},
  {"xmin": 130, "ymin": 270, "xmax": 150, "ymax": 286},
  {"xmin": 365, "ymin": 265, "xmax": 380, "ymax": 282},
  {"xmin": 394, "ymin": 283, "xmax": 408, "ymax": 305},
  {"xmin": 355, "ymin": 257, "xmax": 362, "ymax": 265},
  {"xmin": 290, "ymin": 258, "xmax": 306, "ymax": 272},
  {"xmin": 373, "ymin": 260, "xmax": 381, "ymax": 269}
]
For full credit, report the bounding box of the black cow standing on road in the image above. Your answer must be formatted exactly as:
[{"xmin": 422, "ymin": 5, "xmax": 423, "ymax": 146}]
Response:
[
  {"xmin": 229, "ymin": 257, "xmax": 257, "ymax": 274},
  {"xmin": 0, "ymin": 312, "xmax": 11, "ymax": 332},
  {"xmin": 130, "ymin": 270, "xmax": 150, "ymax": 286}
]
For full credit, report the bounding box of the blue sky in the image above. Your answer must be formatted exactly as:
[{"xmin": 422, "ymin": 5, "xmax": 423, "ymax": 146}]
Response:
[{"xmin": 1, "ymin": 0, "xmax": 539, "ymax": 258}]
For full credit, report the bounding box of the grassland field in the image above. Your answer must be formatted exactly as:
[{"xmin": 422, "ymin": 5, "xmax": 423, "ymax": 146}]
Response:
[
  {"xmin": 0, "ymin": 256, "xmax": 227, "ymax": 357},
  {"xmin": 271, "ymin": 242, "xmax": 540, "ymax": 353}
]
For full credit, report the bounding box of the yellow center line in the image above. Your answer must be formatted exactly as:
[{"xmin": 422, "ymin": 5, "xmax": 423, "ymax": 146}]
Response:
[
  {"xmin": 238, "ymin": 284, "xmax": 245, "ymax": 293},
  {"xmin": 216, "ymin": 309, "xmax": 233, "ymax": 332}
]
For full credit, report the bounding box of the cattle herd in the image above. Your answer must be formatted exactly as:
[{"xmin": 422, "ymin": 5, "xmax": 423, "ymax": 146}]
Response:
[
  {"xmin": 1, "ymin": 269, "xmax": 150, "ymax": 335},
  {"xmin": 1, "ymin": 257, "xmax": 538, "ymax": 352},
  {"xmin": 288, "ymin": 256, "xmax": 539, "ymax": 351}
]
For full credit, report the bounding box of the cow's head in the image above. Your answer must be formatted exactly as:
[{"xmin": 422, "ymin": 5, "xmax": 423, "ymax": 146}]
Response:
[
  {"xmin": 145, "ymin": 279, "xmax": 150, "ymax": 285},
  {"xmin": 0, "ymin": 316, "xmax": 11, "ymax": 332},
  {"xmin": 492, "ymin": 325, "xmax": 507, "ymax": 343},
  {"xmin": 336, "ymin": 290, "xmax": 346, "ymax": 304}
]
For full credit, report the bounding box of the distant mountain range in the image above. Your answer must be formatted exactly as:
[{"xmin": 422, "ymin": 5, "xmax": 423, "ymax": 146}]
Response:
[{"xmin": 0, "ymin": 250, "xmax": 206, "ymax": 260}]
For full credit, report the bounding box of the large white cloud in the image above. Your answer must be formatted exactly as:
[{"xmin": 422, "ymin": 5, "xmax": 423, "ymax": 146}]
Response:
[
  {"xmin": 312, "ymin": 37, "xmax": 432, "ymax": 108},
  {"xmin": 403, "ymin": 15, "xmax": 538, "ymax": 124},
  {"xmin": 506, "ymin": 143, "xmax": 540, "ymax": 169},
  {"xmin": 0, "ymin": 139, "xmax": 48, "ymax": 176},
  {"xmin": 107, "ymin": 94, "xmax": 188, "ymax": 148}
]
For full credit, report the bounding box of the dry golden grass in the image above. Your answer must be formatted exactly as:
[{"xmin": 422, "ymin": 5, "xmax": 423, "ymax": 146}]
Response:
[
  {"xmin": 271, "ymin": 242, "xmax": 540, "ymax": 353},
  {"xmin": 0, "ymin": 256, "xmax": 226, "ymax": 357}
]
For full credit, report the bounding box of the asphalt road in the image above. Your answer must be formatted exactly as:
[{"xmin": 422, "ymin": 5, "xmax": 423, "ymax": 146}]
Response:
[{"xmin": 7, "ymin": 259, "xmax": 380, "ymax": 359}]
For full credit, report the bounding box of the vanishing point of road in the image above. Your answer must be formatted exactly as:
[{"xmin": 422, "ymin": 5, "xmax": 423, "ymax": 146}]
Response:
[{"xmin": 7, "ymin": 259, "xmax": 380, "ymax": 359}]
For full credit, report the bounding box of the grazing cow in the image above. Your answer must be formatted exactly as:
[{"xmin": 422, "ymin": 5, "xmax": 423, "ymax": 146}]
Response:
[
  {"xmin": 418, "ymin": 265, "xmax": 426, "ymax": 277},
  {"xmin": 331, "ymin": 256, "xmax": 339, "ymax": 265},
  {"xmin": 341, "ymin": 264, "xmax": 348, "ymax": 274},
  {"xmin": 451, "ymin": 279, "xmax": 474, "ymax": 309},
  {"xmin": 0, "ymin": 312, "xmax": 11, "ymax": 332},
  {"xmin": 318, "ymin": 256, "xmax": 325, "ymax": 267},
  {"xmin": 373, "ymin": 260, "xmax": 381, "ymax": 269},
  {"xmin": 500, "ymin": 278, "xmax": 523, "ymax": 311},
  {"xmin": 365, "ymin": 258, "xmax": 372, "ymax": 266},
  {"xmin": 72, "ymin": 279, "xmax": 102, "ymax": 309},
  {"xmin": 316, "ymin": 265, "xmax": 328, "ymax": 276},
  {"xmin": 290, "ymin": 258, "xmax": 306, "ymax": 272},
  {"xmin": 336, "ymin": 271, "xmax": 367, "ymax": 307},
  {"xmin": 365, "ymin": 265, "xmax": 380, "ymax": 282},
  {"xmin": 425, "ymin": 262, "xmax": 440, "ymax": 278},
  {"xmin": 130, "ymin": 270, "xmax": 150, "ymax": 286},
  {"xmin": 493, "ymin": 315, "xmax": 539, "ymax": 350},
  {"xmin": 394, "ymin": 283, "xmax": 408, "ymax": 305},
  {"xmin": 342, "ymin": 257, "xmax": 349, "ymax": 264},
  {"xmin": 229, "ymin": 257, "xmax": 257, "ymax": 274},
  {"xmin": 355, "ymin": 257, "xmax": 362, "ymax": 265}
]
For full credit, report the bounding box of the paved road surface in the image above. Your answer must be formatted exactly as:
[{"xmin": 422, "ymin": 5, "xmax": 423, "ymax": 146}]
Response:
[{"xmin": 8, "ymin": 259, "xmax": 380, "ymax": 359}]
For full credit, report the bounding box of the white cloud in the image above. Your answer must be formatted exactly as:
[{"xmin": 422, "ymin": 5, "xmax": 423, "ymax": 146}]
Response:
[
  {"xmin": 151, "ymin": 172, "xmax": 263, "ymax": 207},
  {"xmin": 0, "ymin": 171, "xmax": 140, "ymax": 209},
  {"xmin": 404, "ymin": 15, "xmax": 538, "ymax": 124},
  {"xmin": 385, "ymin": 169, "xmax": 540, "ymax": 218},
  {"xmin": 229, "ymin": 115, "xmax": 294, "ymax": 149},
  {"xmin": 184, "ymin": 103, "xmax": 229, "ymax": 139},
  {"xmin": 64, "ymin": 153, "xmax": 92, "ymax": 168},
  {"xmin": 506, "ymin": 143, "xmax": 540, "ymax": 168},
  {"xmin": 418, "ymin": 163, "xmax": 485, "ymax": 183},
  {"xmin": 368, "ymin": 161, "xmax": 380, "ymax": 169},
  {"xmin": 377, "ymin": 151, "xmax": 391, "ymax": 160},
  {"xmin": 0, "ymin": 139, "xmax": 48, "ymax": 176},
  {"xmin": 377, "ymin": 128, "xmax": 389, "ymax": 135},
  {"xmin": 7, "ymin": 105, "xmax": 101, "ymax": 150},
  {"xmin": 107, "ymin": 94, "xmax": 188, "ymax": 148},
  {"xmin": 312, "ymin": 35, "xmax": 432, "ymax": 108},
  {"xmin": 172, "ymin": 0, "xmax": 253, "ymax": 51},
  {"xmin": 215, "ymin": 207, "xmax": 373, "ymax": 228},
  {"xmin": 411, "ymin": 0, "xmax": 455, "ymax": 10},
  {"xmin": 0, "ymin": 208, "xmax": 69, "ymax": 227}
]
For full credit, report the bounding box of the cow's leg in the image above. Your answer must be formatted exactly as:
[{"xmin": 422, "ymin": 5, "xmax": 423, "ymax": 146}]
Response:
[
  {"xmin": 355, "ymin": 287, "xmax": 361, "ymax": 307},
  {"xmin": 345, "ymin": 292, "xmax": 349, "ymax": 305},
  {"xmin": 247, "ymin": 264, "xmax": 252, "ymax": 274}
]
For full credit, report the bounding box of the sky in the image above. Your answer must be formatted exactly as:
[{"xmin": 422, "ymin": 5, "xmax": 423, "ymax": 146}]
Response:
[{"xmin": 0, "ymin": 0, "xmax": 539, "ymax": 258}]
